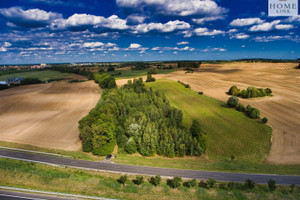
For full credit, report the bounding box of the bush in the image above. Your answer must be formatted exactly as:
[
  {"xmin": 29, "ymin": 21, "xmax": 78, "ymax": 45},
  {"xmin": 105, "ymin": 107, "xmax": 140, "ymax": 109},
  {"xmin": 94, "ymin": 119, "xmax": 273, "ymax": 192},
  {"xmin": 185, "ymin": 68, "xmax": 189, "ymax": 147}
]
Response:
[
  {"xmin": 118, "ymin": 175, "xmax": 127, "ymax": 185},
  {"xmin": 290, "ymin": 184, "xmax": 296, "ymax": 192},
  {"xmin": 146, "ymin": 74, "xmax": 156, "ymax": 82},
  {"xmin": 124, "ymin": 138, "xmax": 137, "ymax": 154},
  {"xmin": 177, "ymin": 81, "xmax": 191, "ymax": 89},
  {"xmin": 167, "ymin": 176, "xmax": 182, "ymax": 188},
  {"xmin": 107, "ymin": 66, "xmax": 115, "ymax": 72},
  {"xmin": 218, "ymin": 183, "xmax": 227, "ymax": 189},
  {"xmin": 262, "ymin": 117, "xmax": 268, "ymax": 123},
  {"xmin": 268, "ymin": 179, "xmax": 277, "ymax": 192},
  {"xmin": 149, "ymin": 175, "xmax": 161, "ymax": 186},
  {"xmin": 21, "ymin": 78, "xmax": 42, "ymax": 85},
  {"xmin": 207, "ymin": 178, "xmax": 217, "ymax": 188},
  {"xmin": 249, "ymin": 108, "xmax": 260, "ymax": 119},
  {"xmin": 227, "ymin": 96, "xmax": 239, "ymax": 107},
  {"xmin": 236, "ymin": 103, "xmax": 245, "ymax": 112},
  {"xmin": 133, "ymin": 176, "xmax": 144, "ymax": 187},
  {"xmin": 198, "ymin": 91, "xmax": 203, "ymax": 95},
  {"xmin": 245, "ymin": 179, "xmax": 255, "ymax": 189},
  {"xmin": 228, "ymin": 182, "xmax": 235, "ymax": 190},
  {"xmin": 198, "ymin": 180, "xmax": 208, "ymax": 188},
  {"xmin": 183, "ymin": 179, "xmax": 197, "ymax": 188},
  {"xmin": 228, "ymin": 86, "xmax": 239, "ymax": 96}
]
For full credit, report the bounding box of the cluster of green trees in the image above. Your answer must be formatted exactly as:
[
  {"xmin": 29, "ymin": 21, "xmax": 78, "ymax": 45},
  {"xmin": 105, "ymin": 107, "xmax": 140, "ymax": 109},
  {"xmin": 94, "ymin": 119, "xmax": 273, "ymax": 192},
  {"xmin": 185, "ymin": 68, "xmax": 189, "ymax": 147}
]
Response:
[
  {"xmin": 79, "ymin": 78, "xmax": 208, "ymax": 157},
  {"xmin": 93, "ymin": 73, "xmax": 116, "ymax": 89},
  {"xmin": 177, "ymin": 61, "xmax": 201, "ymax": 68},
  {"xmin": 120, "ymin": 62, "xmax": 150, "ymax": 70},
  {"xmin": 50, "ymin": 66, "xmax": 93, "ymax": 80},
  {"xmin": 228, "ymin": 85, "xmax": 272, "ymax": 98},
  {"xmin": 146, "ymin": 74, "xmax": 155, "ymax": 82},
  {"xmin": 227, "ymin": 96, "xmax": 262, "ymax": 120},
  {"xmin": 177, "ymin": 81, "xmax": 191, "ymax": 89},
  {"xmin": 20, "ymin": 78, "xmax": 42, "ymax": 85}
]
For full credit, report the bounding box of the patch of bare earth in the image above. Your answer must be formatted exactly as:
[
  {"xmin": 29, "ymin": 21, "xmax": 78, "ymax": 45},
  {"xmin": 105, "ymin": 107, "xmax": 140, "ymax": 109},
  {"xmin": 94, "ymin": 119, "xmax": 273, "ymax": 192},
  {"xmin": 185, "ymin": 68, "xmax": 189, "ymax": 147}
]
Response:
[
  {"xmin": 116, "ymin": 63, "xmax": 300, "ymax": 164},
  {"xmin": 0, "ymin": 80, "xmax": 100, "ymax": 151}
]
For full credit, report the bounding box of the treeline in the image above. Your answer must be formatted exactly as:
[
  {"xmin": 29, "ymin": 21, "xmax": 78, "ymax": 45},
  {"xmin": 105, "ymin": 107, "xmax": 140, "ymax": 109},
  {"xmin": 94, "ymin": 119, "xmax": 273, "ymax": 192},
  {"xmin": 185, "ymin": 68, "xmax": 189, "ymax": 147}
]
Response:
[
  {"xmin": 79, "ymin": 78, "xmax": 208, "ymax": 157},
  {"xmin": 227, "ymin": 86, "xmax": 272, "ymax": 98},
  {"xmin": 49, "ymin": 66, "xmax": 93, "ymax": 80},
  {"xmin": 177, "ymin": 61, "xmax": 201, "ymax": 68},
  {"xmin": 120, "ymin": 62, "xmax": 151, "ymax": 70},
  {"xmin": 93, "ymin": 73, "xmax": 116, "ymax": 89}
]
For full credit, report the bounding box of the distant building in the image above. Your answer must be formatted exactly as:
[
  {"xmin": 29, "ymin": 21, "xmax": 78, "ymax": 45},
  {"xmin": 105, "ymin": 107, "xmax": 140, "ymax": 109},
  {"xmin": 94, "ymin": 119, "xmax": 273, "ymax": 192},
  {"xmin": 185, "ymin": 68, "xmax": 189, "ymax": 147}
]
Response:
[
  {"xmin": 6, "ymin": 76, "xmax": 24, "ymax": 86},
  {"xmin": 0, "ymin": 81, "xmax": 7, "ymax": 85}
]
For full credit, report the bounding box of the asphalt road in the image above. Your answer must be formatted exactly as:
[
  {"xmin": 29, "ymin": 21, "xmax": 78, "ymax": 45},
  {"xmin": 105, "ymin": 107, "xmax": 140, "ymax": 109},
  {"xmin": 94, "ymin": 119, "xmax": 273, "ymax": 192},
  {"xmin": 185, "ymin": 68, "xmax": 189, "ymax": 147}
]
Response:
[
  {"xmin": 0, "ymin": 149, "xmax": 299, "ymax": 185},
  {"xmin": 0, "ymin": 190, "xmax": 78, "ymax": 200}
]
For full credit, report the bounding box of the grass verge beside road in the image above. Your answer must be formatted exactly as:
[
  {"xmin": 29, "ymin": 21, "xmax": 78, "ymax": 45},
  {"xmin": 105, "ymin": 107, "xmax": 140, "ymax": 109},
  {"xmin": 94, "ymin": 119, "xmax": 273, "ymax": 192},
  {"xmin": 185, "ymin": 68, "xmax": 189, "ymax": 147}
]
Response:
[{"xmin": 0, "ymin": 158, "xmax": 299, "ymax": 200}]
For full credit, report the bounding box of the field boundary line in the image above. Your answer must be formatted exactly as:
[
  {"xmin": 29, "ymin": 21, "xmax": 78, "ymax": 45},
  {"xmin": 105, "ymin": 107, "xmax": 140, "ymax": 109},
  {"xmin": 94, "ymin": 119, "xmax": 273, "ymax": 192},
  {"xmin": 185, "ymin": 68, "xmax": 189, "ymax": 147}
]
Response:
[
  {"xmin": 0, "ymin": 146, "xmax": 72, "ymax": 158},
  {"xmin": 0, "ymin": 186, "xmax": 117, "ymax": 200}
]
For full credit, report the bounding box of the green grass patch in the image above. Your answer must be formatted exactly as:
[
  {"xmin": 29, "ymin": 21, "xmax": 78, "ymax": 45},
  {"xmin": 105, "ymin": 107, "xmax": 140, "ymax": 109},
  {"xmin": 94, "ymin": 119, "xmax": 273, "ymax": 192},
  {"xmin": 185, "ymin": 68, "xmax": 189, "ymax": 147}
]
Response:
[
  {"xmin": 0, "ymin": 158, "xmax": 299, "ymax": 200},
  {"xmin": 106, "ymin": 69, "xmax": 176, "ymax": 80},
  {"xmin": 146, "ymin": 79, "xmax": 272, "ymax": 160},
  {"xmin": 0, "ymin": 70, "xmax": 71, "ymax": 82}
]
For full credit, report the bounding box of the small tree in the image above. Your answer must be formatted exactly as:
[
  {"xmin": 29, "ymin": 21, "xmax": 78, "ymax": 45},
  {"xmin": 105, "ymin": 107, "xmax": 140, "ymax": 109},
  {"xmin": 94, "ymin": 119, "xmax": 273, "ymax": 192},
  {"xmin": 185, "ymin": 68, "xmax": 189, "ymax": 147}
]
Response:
[
  {"xmin": 245, "ymin": 179, "xmax": 255, "ymax": 189},
  {"xmin": 249, "ymin": 108, "xmax": 260, "ymax": 119},
  {"xmin": 149, "ymin": 175, "xmax": 161, "ymax": 186},
  {"xmin": 268, "ymin": 179, "xmax": 277, "ymax": 192},
  {"xmin": 183, "ymin": 179, "xmax": 197, "ymax": 188},
  {"xmin": 146, "ymin": 74, "xmax": 156, "ymax": 82},
  {"xmin": 124, "ymin": 137, "xmax": 137, "ymax": 154},
  {"xmin": 228, "ymin": 85, "xmax": 239, "ymax": 96},
  {"xmin": 262, "ymin": 117, "xmax": 268, "ymax": 124},
  {"xmin": 167, "ymin": 176, "xmax": 182, "ymax": 188},
  {"xmin": 107, "ymin": 66, "xmax": 115, "ymax": 72},
  {"xmin": 118, "ymin": 175, "xmax": 127, "ymax": 185},
  {"xmin": 207, "ymin": 178, "xmax": 217, "ymax": 188},
  {"xmin": 133, "ymin": 176, "xmax": 144, "ymax": 187},
  {"xmin": 227, "ymin": 96, "xmax": 239, "ymax": 107},
  {"xmin": 198, "ymin": 180, "xmax": 208, "ymax": 188},
  {"xmin": 236, "ymin": 103, "xmax": 245, "ymax": 112}
]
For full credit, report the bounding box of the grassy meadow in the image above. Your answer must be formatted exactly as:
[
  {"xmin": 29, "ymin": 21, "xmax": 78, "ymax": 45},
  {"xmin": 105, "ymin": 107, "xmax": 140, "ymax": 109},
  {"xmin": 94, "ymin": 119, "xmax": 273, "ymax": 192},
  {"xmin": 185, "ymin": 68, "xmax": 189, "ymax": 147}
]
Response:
[
  {"xmin": 106, "ymin": 68, "xmax": 176, "ymax": 79},
  {"xmin": 0, "ymin": 70, "xmax": 71, "ymax": 82},
  {"xmin": 0, "ymin": 158, "xmax": 299, "ymax": 200}
]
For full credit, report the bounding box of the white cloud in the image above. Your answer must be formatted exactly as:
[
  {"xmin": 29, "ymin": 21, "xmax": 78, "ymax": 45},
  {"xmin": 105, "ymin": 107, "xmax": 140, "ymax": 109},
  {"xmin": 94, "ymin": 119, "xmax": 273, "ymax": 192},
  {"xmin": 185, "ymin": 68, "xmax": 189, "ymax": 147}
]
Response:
[
  {"xmin": 227, "ymin": 29, "xmax": 238, "ymax": 33},
  {"xmin": 230, "ymin": 18, "xmax": 264, "ymax": 27},
  {"xmin": 83, "ymin": 42, "xmax": 104, "ymax": 48},
  {"xmin": 253, "ymin": 35, "xmax": 300, "ymax": 42},
  {"xmin": 231, "ymin": 33, "xmax": 250, "ymax": 40},
  {"xmin": 129, "ymin": 43, "xmax": 142, "ymax": 49},
  {"xmin": 4, "ymin": 42, "xmax": 11, "ymax": 47},
  {"xmin": 284, "ymin": 16, "xmax": 300, "ymax": 23},
  {"xmin": 0, "ymin": 6, "xmax": 62, "ymax": 28},
  {"xmin": 177, "ymin": 41, "xmax": 189, "ymax": 45},
  {"xmin": 151, "ymin": 46, "xmax": 195, "ymax": 51},
  {"xmin": 116, "ymin": 0, "xmax": 227, "ymax": 17},
  {"xmin": 133, "ymin": 20, "xmax": 190, "ymax": 34},
  {"xmin": 193, "ymin": 27, "xmax": 225, "ymax": 36},
  {"xmin": 200, "ymin": 47, "xmax": 226, "ymax": 52},
  {"xmin": 249, "ymin": 20, "xmax": 293, "ymax": 32},
  {"xmin": 0, "ymin": 46, "xmax": 7, "ymax": 52},
  {"xmin": 126, "ymin": 15, "xmax": 146, "ymax": 25},
  {"xmin": 192, "ymin": 16, "xmax": 224, "ymax": 24}
]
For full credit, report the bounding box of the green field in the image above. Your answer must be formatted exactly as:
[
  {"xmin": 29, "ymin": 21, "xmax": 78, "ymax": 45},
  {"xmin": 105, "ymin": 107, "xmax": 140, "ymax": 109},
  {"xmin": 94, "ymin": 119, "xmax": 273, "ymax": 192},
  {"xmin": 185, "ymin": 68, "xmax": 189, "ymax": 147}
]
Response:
[
  {"xmin": 106, "ymin": 69, "xmax": 176, "ymax": 79},
  {"xmin": 146, "ymin": 79, "xmax": 272, "ymax": 160},
  {"xmin": 1, "ymin": 158, "xmax": 299, "ymax": 200},
  {"xmin": 0, "ymin": 70, "xmax": 72, "ymax": 82}
]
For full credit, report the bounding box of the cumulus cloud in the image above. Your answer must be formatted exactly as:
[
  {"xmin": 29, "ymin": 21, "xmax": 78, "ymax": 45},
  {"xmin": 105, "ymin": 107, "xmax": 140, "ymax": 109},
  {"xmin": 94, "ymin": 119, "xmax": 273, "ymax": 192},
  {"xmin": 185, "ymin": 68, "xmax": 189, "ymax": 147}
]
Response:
[
  {"xmin": 253, "ymin": 35, "xmax": 300, "ymax": 42},
  {"xmin": 126, "ymin": 15, "xmax": 146, "ymax": 25},
  {"xmin": 186, "ymin": 27, "xmax": 224, "ymax": 37},
  {"xmin": 129, "ymin": 43, "xmax": 142, "ymax": 49},
  {"xmin": 229, "ymin": 18, "xmax": 264, "ymax": 27},
  {"xmin": 116, "ymin": 0, "xmax": 227, "ymax": 17},
  {"xmin": 192, "ymin": 16, "xmax": 224, "ymax": 24},
  {"xmin": 230, "ymin": 33, "xmax": 250, "ymax": 40},
  {"xmin": 249, "ymin": 20, "xmax": 294, "ymax": 32},
  {"xmin": 133, "ymin": 20, "xmax": 191, "ymax": 34},
  {"xmin": 200, "ymin": 47, "xmax": 226, "ymax": 52},
  {"xmin": 177, "ymin": 41, "xmax": 189, "ymax": 45},
  {"xmin": 284, "ymin": 16, "xmax": 300, "ymax": 23},
  {"xmin": 151, "ymin": 46, "xmax": 195, "ymax": 51},
  {"xmin": 0, "ymin": 6, "xmax": 62, "ymax": 28}
]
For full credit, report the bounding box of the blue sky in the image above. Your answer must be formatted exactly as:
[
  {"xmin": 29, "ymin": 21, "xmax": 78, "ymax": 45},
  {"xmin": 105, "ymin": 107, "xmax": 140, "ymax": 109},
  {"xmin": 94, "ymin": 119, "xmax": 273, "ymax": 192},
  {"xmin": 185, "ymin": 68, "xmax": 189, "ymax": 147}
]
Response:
[{"xmin": 0, "ymin": 0, "xmax": 299, "ymax": 64}]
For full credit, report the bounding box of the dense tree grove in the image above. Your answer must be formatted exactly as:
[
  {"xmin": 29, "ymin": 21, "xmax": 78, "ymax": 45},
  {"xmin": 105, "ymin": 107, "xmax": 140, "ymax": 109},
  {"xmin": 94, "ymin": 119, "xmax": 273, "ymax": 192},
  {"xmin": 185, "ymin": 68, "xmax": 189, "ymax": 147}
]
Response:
[
  {"xmin": 93, "ymin": 73, "xmax": 116, "ymax": 89},
  {"xmin": 227, "ymin": 85, "xmax": 272, "ymax": 98},
  {"xmin": 79, "ymin": 78, "xmax": 208, "ymax": 157}
]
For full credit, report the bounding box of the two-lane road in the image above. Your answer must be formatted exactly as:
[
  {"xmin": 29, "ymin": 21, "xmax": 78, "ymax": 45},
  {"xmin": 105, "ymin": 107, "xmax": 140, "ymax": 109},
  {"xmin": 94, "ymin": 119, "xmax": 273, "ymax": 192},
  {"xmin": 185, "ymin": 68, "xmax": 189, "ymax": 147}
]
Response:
[{"xmin": 0, "ymin": 149, "xmax": 299, "ymax": 185}]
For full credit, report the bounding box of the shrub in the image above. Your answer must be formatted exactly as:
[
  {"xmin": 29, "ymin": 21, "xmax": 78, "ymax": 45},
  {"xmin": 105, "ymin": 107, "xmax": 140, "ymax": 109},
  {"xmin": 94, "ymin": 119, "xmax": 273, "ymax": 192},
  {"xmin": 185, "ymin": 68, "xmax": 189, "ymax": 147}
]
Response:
[
  {"xmin": 236, "ymin": 103, "xmax": 245, "ymax": 112},
  {"xmin": 124, "ymin": 137, "xmax": 137, "ymax": 154},
  {"xmin": 167, "ymin": 176, "xmax": 182, "ymax": 188},
  {"xmin": 249, "ymin": 108, "xmax": 260, "ymax": 119},
  {"xmin": 133, "ymin": 176, "xmax": 144, "ymax": 187},
  {"xmin": 227, "ymin": 96, "xmax": 239, "ymax": 107},
  {"xmin": 268, "ymin": 179, "xmax": 277, "ymax": 192},
  {"xmin": 183, "ymin": 179, "xmax": 197, "ymax": 188},
  {"xmin": 198, "ymin": 91, "xmax": 203, "ymax": 95},
  {"xmin": 265, "ymin": 88, "xmax": 272, "ymax": 95},
  {"xmin": 198, "ymin": 180, "xmax": 208, "ymax": 188},
  {"xmin": 262, "ymin": 117, "xmax": 268, "ymax": 124},
  {"xmin": 118, "ymin": 175, "xmax": 127, "ymax": 185},
  {"xmin": 207, "ymin": 178, "xmax": 217, "ymax": 188},
  {"xmin": 290, "ymin": 184, "xmax": 296, "ymax": 192},
  {"xmin": 149, "ymin": 175, "xmax": 161, "ymax": 186},
  {"xmin": 98, "ymin": 68, "xmax": 105, "ymax": 72},
  {"xmin": 245, "ymin": 179, "xmax": 255, "ymax": 189},
  {"xmin": 218, "ymin": 183, "xmax": 227, "ymax": 189},
  {"xmin": 107, "ymin": 66, "xmax": 115, "ymax": 72},
  {"xmin": 228, "ymin": 86, "xmax": 239, "ymax": 96},
  {"xmin": 146, "ymin": 74, "xmax": 156, "ymax": 82},
  {"xmin": 231, "ymin": 155, "xmax": 235, "ymax": 161},
  {"xmin": 228, "ymin": 182, "xmax": 235, "ymax": 190}
]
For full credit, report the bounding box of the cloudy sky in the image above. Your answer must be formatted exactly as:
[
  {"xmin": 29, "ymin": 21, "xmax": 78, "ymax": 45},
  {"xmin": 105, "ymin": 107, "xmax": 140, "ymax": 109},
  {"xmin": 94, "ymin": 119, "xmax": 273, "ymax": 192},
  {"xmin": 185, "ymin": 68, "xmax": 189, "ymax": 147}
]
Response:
[{"xmin": 0, "ymin": 0, "xmax": 299, "ymax": 64}]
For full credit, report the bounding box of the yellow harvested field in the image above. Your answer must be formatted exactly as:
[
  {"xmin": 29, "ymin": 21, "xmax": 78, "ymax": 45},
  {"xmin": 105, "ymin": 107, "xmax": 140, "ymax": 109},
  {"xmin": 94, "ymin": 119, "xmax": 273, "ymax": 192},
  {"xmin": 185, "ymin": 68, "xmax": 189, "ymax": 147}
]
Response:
[
  {"xmin": 0, "ymin": 80, "xmax": 100, "ymax": 151},
  {"xmin": 117, "ymin": 63, "xmax": 300, "ymax": 164}
]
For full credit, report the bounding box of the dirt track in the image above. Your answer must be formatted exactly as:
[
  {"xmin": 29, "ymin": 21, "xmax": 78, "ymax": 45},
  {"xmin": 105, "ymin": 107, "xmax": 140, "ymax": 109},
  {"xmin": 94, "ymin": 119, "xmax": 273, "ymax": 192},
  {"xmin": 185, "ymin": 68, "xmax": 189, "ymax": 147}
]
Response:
[
  {"xmin": 117, "ymin": 63, "xmax": 300, "ymax": 164},
  {"xmin": 0, "ymin": 80, "xmax": 100, "ymax": 151}
]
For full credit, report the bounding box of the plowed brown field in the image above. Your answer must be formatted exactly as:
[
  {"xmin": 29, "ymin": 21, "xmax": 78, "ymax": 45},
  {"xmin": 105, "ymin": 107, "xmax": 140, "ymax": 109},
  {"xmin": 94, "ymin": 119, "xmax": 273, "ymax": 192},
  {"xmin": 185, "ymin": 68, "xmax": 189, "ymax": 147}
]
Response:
[
  {"xmin": 0, "ymin": 80, "xmax": 100, "ymax": 151},
  {"xmin": 117, "ymin": 63, "xmax": 300, "ymax": 164}
]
